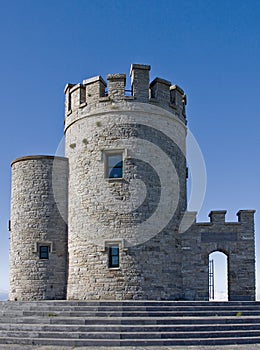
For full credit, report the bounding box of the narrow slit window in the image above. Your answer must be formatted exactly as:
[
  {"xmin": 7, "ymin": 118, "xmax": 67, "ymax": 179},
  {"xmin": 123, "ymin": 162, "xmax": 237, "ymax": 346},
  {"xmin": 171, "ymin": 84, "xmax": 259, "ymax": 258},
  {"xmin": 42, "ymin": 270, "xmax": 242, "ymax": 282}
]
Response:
[
  {"xmin": 80, "ymin": 86, "xmax": 86, "ymax": 104},
  {"xmin": 108, "ymin": 245, "xmax": 120, "ymax": 268},
  {"xmin": 106, "ymin": 153, "xmax": 123, "ymax": 179},
  {"xmin": 67, "ymin": 93, "xmax": 71, "ymax": 111},
  {"xmin": 39, "ymin": 246, "xmax": 49, "ymax": 260}
]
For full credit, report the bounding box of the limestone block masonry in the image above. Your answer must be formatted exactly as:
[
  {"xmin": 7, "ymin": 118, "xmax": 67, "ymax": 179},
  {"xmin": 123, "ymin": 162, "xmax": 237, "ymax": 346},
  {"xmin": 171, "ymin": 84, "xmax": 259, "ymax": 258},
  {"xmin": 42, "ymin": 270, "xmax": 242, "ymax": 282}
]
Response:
[
  {"xmin": 65, "ymin": 65, "xmax": 187, "ymax": 300},
  {"xmin": 9, "ymin": 156, "xmax": 68, "ymax": 301},
  {"xmin": 9, "ymin": 64, "xmax": 256, "ymax": 301}
]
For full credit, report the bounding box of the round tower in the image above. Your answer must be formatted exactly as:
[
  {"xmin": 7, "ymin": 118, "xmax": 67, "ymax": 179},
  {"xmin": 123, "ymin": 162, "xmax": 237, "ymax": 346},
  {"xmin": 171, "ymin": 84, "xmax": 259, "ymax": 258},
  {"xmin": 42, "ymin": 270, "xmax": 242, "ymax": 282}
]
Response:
[
  {"xmin": 9, "ymin": 156, "xmax": 68, "ymax": 301},
  {"xmin": 65, "ymin": 64, "xmax": 188, "ymax": 300}
]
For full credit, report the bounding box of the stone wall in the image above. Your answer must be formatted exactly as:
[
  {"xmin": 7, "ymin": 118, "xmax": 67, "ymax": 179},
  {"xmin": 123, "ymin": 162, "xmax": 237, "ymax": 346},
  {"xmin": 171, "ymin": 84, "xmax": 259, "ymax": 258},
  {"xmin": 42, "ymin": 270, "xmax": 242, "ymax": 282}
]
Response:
[
  {"xmin": 9, "ymin": 156, "xmax": 68, "ymax": 301},
  {"xmin": 180, "ymin": 210, "xmax": 256, "ymax": 301}
]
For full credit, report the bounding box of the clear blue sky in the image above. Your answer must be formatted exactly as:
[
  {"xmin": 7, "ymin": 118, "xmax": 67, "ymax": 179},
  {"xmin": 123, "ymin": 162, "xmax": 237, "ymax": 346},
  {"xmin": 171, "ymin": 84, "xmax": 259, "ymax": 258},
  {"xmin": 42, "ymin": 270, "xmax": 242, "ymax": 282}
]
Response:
[{"xmin": 0, "ymin": 0, "xmax": 259, "ymax": 297}]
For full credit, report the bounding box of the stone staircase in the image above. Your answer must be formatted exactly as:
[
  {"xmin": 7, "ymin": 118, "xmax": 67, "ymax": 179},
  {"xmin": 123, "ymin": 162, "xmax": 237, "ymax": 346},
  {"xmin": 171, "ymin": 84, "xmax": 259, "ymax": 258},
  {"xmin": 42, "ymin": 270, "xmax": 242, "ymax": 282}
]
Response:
[{"xmin": 0, "ymin": 300, "xmax": 260, "ymax": 347}]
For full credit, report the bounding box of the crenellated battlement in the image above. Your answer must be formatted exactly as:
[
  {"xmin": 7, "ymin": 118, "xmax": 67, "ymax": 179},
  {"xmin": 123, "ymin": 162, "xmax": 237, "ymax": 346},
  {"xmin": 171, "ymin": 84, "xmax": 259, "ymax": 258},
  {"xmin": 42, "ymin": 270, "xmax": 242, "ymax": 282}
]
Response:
[
  {"xmin": 64, "ymin": 64, "xmax": 187, "ymax": 123},
  {"xmin": 208, "ymin": 210, "xmax": 256, "ymax": 225},
  {"xmin": 180, "ymin": 210, "xmax": 256, "ymax": 232}
]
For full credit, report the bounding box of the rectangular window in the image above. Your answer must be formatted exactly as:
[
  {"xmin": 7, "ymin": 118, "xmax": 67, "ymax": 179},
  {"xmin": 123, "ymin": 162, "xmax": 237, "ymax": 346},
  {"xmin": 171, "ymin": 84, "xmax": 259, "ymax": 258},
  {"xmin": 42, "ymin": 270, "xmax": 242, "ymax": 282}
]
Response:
[
  {"xmin": 80, "ymin": 86, "xmax": 86, "ymax": 105},
  {"xmin": 39, "ymin": 246, "xmax": 49, "ymax": 260},
  {"xmin": 106, "ymin": 153, "xmax": 123, "ymax": 179},
  {"xmin": 108, "ymin": 245, "xmax": 120, "ymax": 268}
]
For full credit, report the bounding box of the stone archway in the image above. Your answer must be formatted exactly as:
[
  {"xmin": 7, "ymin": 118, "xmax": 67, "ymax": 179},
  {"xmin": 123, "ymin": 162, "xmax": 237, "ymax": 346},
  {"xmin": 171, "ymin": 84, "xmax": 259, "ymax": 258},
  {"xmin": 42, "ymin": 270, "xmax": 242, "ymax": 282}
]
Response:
[{"xmin": 209, "ymin": 250, "xmax": 229, "ymax": 301}]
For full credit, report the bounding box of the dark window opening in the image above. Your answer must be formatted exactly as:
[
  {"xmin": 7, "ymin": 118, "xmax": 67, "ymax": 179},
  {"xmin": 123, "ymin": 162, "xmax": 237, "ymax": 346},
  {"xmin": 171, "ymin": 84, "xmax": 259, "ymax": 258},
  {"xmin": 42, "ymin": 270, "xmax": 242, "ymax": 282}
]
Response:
[
  {"xmin": 109, "ymin": 245, "xmax": 119, "ymax": 268},
  {"xmin": 80, "ymin": 86, "xmax": 86, "ymax": 104},
  {"xmin": 39, "ymin": 246, "xmax": 49, "ymax": 260},
  {"xmin": 68, "ymin": 93, "xmax": 71, "ymax": 111},
  {"xmin": 107, "ymin": 153, "xmax": 123, "ymax": 179}
]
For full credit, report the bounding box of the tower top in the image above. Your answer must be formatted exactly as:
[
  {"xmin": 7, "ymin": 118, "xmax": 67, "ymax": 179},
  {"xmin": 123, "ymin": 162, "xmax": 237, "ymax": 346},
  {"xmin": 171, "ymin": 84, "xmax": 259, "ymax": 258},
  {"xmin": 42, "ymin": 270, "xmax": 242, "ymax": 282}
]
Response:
[{"xmin": 64, "ymin": 64, "xmax": 187, "ymax": 124}]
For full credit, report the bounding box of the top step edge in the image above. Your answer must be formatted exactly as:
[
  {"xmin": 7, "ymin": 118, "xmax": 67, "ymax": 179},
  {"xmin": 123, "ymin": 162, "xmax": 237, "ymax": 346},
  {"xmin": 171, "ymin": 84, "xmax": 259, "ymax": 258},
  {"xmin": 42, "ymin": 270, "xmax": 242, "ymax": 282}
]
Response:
[{"xmin": 1, "ymin": 301, "xmax": 260, "ymax": 306}]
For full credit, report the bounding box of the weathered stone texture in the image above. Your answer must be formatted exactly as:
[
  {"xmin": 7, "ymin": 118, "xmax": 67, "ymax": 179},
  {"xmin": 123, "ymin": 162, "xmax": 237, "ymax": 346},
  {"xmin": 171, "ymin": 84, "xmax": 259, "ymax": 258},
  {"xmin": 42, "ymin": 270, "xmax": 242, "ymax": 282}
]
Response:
[
  {"xmin": 181, "ymin": 210, "xmax": 255, "ymax": 301},
  {"xmin": 130, "ymin": 64, "xmax": 150, "ymax": 102},
  {"xmin": 9, "ymin": 156, "xmax": 68, "ymax": 301},
  {"xmin": 65, "ymin": 102, "xmax": 187, "ymax": 300}
]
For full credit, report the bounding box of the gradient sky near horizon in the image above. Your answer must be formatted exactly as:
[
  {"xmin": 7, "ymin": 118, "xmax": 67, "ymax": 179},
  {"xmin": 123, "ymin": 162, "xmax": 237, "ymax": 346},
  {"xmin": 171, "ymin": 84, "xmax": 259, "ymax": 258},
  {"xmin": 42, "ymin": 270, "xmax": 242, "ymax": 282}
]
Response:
[{"xmin": 0, "ymin": 0, "xmax": 259, "ymax": 298}]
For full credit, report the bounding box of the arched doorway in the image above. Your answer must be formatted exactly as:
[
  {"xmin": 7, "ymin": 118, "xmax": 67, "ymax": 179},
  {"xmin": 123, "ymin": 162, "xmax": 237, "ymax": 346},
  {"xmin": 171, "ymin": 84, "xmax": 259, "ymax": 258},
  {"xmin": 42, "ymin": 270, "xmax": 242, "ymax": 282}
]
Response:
[{"xmin": 209, "ymin": 251, "xmax": 228, "ymax": 301}]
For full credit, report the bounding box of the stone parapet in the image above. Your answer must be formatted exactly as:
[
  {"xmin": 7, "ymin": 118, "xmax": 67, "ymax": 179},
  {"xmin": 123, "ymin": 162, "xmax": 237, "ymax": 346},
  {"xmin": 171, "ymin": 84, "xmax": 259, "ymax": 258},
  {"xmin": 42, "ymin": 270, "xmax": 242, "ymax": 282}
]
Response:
[
  {"xmin": 64, "ymin": 64, "xmax": 186, "ymax": 125},
  {"xmin": 180, "ymin": 210, "xmax": 256, "ymax": 301}
]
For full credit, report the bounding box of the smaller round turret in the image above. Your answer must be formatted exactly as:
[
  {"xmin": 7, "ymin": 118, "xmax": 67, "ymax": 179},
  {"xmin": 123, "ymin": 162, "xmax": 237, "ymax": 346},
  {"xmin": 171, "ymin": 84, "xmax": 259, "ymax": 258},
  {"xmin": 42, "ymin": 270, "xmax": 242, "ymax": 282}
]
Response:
[{"xmin": 9, "ymin": 156, "xmax": 68, "ymax": 301}]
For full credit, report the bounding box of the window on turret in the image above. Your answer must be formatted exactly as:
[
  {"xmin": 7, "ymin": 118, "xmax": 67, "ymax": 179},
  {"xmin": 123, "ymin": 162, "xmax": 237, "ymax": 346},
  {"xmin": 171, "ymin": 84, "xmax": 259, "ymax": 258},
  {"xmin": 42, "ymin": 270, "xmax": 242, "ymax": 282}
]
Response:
[
  {"xmin": 108, "ymin": 245, "xmax": 120, "ymax": 268},
  {"xmin": 39, "ymin": 246, "xmax": 49, "ymax": 260},
  {"xmin": 105, "ymin": 152, "xmax": 123, "ymax": 179}
]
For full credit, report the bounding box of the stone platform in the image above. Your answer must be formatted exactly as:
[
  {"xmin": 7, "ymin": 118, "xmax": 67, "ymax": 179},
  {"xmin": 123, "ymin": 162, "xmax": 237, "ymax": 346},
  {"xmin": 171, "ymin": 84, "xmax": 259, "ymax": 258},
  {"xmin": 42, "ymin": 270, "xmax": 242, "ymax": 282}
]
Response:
[{"xmin": 0, "ymin": 300, "xmax": 260, "ymax": 347}]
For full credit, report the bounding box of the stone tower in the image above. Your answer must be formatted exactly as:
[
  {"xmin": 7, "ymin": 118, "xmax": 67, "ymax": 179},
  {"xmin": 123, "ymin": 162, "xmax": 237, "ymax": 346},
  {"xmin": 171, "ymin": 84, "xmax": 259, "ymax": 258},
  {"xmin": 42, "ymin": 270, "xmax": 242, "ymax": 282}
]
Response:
[
  {"xmin": 9, "ymin": 156, "xmax": 68, "ymax": 301},
  {"xmin": 9, "ymin": 64, "xmax": 256, "ymax": 301},
  {"xmin": 64, "ymin": 64, "xmax": 188, "ymax": 300}
]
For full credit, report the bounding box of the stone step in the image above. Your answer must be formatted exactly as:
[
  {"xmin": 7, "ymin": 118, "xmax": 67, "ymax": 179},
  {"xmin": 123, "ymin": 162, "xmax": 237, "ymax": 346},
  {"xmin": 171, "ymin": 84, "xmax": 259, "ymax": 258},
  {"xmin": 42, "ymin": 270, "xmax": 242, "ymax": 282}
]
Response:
[
  {"xmin": 2, "ymin": 329, "xmax": 260, "ymax": 339},
  {"xmin": 28, "ymin": 306, "xmax": 260, "ymax": 313},
  {"xmin": 1, "ymin": 315, "xmax": 260, "ymax": 325},
  {"xmin": 1, "ymin": 336, "xmax": 260, "ymax": 347},
  {"xmin": 2, "ymin": 300, "xmax": 260, "ymax": 307},
  {"xmin": 1, "ymin": 311, "xmax": 260, "ymax": 318},
  {"xmin": 1, "ymin": 322, "xmax": 260, "ymax": 332},
  {"xmin": 0, "ymin": 307, "xmax": 260, "ymax": 318},
  {"xmin": 3, "ymin": 304, "xmax": 260, "ymax": 312},
  {"xmin": 16, "ymin": 310, "xmax": 260, "ymax": 317}
]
